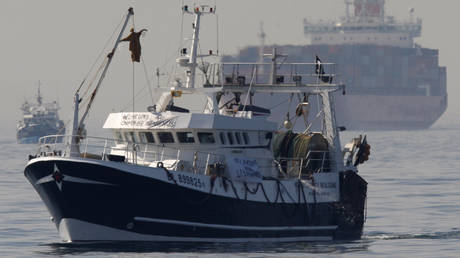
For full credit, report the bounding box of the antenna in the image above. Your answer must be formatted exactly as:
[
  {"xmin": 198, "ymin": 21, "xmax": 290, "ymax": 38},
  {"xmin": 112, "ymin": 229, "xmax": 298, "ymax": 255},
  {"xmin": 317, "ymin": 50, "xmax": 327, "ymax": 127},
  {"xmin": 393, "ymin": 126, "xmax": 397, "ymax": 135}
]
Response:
[
  {"xmin": 37, "ymin": 80, "xmax": 43, "ymax": 105},
  {"xmin": 182, "ymin": 4, "xmax": 216, "ymax": 89},
  {"xmin": 258, "ymin": 21, "xmax": 266, "ymax": 63},
  {"xmin": 380, "ymin": 0, "xmax": 385, "ymax": 24},
  {"xmin": 155, "ymin": 67, "xmax": 166, "ymax": 88},
  {"xmin": 409, "ymin": 7, "xmax": 415, "ymax": 23},
  {"xmin": 344, "ymin": 0, "xmax": 353, "ymax": 22},
  {"xmin": 263, "ymin": 48, "xmax": 287, "ymax": 84}
]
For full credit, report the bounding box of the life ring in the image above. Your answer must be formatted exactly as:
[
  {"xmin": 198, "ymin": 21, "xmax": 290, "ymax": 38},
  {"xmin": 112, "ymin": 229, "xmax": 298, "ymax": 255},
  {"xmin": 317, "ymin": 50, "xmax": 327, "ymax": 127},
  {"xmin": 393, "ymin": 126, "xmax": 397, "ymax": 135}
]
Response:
[{"xmin": 157, "ymin": 162, "xmax": 164, "ymax": 168}]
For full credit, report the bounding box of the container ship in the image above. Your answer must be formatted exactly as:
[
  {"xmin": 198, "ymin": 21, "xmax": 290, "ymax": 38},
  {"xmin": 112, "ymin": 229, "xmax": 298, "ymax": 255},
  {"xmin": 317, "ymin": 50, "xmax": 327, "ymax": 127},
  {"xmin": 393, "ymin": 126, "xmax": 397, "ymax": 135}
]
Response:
[{"xmin": 223, "ymin": 0, "xmax": 447, "ymax": 130}]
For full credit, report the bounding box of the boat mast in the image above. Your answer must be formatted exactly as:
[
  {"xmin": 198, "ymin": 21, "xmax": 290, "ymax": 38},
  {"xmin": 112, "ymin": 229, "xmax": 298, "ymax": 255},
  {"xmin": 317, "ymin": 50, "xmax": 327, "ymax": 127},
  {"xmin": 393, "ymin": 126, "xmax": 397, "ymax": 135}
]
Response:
[
  {"xmin": 69, "ymin": 93, "xmax": 80, "ymax": 157},
  {"xmin": 264, "ymin": 48, "xmax": 286, "ymax": 84},
  {"xmin": 183, "ymin": 5, "xmax": 215, "ymax": 89},
  {"xmin": 70, "ymin": 7, "xmax": 134, "ymax": 156},
  {"xmin": 258, "ymin": 22, "xmax": 266, "ymax": 64},
  {"xmin": 344, "ymin": 0, "xmax": 352, "ymax": 22},
  {"xmin": 186, "ymin": 9, "xmax": 200, "ymax": 89},
  {"xmin": 321, "ymin": 91, "xmax": 344, "ymax": 172},
  {"xmin": 37, "ymin": 81, "xmax": 42, "ymax": 105}
]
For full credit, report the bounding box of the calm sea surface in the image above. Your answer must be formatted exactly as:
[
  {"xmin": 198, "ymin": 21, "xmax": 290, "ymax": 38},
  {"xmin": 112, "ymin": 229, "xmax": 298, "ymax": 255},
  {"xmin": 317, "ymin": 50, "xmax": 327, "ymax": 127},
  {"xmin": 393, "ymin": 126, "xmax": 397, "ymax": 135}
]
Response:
[{"xmin": 1, "ymin": 116, "xmax": 459, "ymax": 257}]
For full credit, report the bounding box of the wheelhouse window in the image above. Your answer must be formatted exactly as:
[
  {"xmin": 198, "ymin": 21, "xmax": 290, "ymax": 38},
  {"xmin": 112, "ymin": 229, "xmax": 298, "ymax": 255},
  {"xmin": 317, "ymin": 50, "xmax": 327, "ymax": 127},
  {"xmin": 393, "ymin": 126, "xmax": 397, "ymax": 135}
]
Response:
[
  {"xmin": 177, "ymin": 132, "xmax": 195, "ymax": 143},
  {"xmin": 258, "ymin": 131, "xmax": 272, "ymax": 145},
  {"xmin": 130, "ymin": 132, "xmax": 140, "ymax": 143},
  {"xmin": 139, "ymin": 132, "xmax": 155, "ymax": 143},
  {"xmin": 243, "ymin": 132, "xmax": 250, "ymax": 144},
  {"xmin": 227, "ymin": 132, "xmax": 234, "ymax": 145},
  {"xmin": 139, "ymin": 133, "xmax": 147, "ymax": 143},
  {"xmin": 115, "ymin": 131, "xmax": 123, "ymax": 143},
  {"xmin": 219, "ymin": 132, "xmax": 226, "ymax": 145},
  {"xmin": 235, "ymin": 132, "xmax": 242, "ymax": 145},
  {"xmin": 158, "ymin": 132, "xmax": 174, "ymax": 143},
  {"xmin": 124, "ymin": 132, "xmax": 133, "ymax": 142},
  {"xmin": 198, "ymin": 132, "xmax": 215, "ymax": 144}
]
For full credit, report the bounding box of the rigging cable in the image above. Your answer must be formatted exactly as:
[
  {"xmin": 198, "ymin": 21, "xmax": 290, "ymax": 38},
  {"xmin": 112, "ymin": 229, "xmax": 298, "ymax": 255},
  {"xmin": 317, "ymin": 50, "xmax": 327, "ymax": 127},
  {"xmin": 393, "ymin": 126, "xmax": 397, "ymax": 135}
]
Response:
[
  {"xmin": 164, "ymin": 1, "xmax": 186, "ymax": 89},
  {"xmin": 76, "ymin": 15, "xmax": 125, "ymax": 94},
  {"xmin": 131, "ymin": 15, "xmax": 136, "ymax": 116},
  {"xmin": 151, "ymin": 3, "xmax": 188, "ymax": 90},
  {"xmin": 242, "ymin": 66, "xmax": 257, "ymax": 110},
  {"xmin": 117, "ymin": 60, "xmax": 155, "ymax": 112},
  {"xmin": 132, "ymin": 61, "xmax": 135, "ymax": 112},
  {"xmin": 222, "ymin": 177, "xmax": 240, "ymax": 200},
  {"xmin": 180, "ymin": 0, "xmax": 185, "ymax": 46},
  {"xmin": 141, "ymin": 56, "xmax": 155, "ymax": 105},
  {"xmin": 268, "ymin": 96, "xmax": 291, "ymax": 110},
  {"xmin": 278, "ymin": 93, "xmax": 294, "ymax": 130},
  {"xmin": 304, "ymin": 109, "xmax": 324, "ymax": 134},
  {"xmin": 216, "ymin": 13, "xmax": 219, "ymax": 55},
  {"xmin": 80, "ymin": 59, "xmax": 108, "ymax": 102},
  {"xmin": 119, "ymin": 85, "xmax": 152, "ymax": 112}
]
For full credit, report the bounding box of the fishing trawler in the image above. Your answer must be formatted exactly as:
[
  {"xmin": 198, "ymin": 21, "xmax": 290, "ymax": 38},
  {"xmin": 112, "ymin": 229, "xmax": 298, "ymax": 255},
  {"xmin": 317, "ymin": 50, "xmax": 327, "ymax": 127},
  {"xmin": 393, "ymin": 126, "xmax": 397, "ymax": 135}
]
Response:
[
  {"xmin": 24, "ymin": 6, "xmax": 369, "ymax": 242},
  {"xmin": 224, "ymin": 0, "xmax": 447, "ymax": 130},
  {"xmin": 17, "ymin": 84, "xmax": 65, "ymax": 144}
]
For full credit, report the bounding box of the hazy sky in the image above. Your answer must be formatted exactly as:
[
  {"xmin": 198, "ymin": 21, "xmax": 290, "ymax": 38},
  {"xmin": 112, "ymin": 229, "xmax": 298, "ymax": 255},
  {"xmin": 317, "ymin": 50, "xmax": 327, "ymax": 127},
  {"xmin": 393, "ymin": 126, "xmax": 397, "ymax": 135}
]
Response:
[{"xmin": 1, "ymin": 0, "xmax": 458, "ymax": 138}]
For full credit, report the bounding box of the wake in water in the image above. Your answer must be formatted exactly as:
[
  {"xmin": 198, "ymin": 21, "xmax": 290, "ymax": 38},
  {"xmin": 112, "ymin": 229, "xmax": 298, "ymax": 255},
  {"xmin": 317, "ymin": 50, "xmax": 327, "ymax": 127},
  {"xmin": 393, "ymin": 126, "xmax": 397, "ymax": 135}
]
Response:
[
  {"xmin": 365, "ymin": 229, "xmax": 460, "ymax": 240},
  {"xmin": 37, "ymin": 240, "xmax": 371, "ymax": 256},
  {"xmin": 34, "ymin": 229, "xmax": 460, "ymax": 256}
]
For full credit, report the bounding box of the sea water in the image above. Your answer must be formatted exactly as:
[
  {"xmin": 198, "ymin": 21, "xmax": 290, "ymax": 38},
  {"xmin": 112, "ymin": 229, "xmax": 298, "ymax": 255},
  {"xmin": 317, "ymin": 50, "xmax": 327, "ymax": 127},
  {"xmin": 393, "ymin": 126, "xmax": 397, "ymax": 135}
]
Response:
[{"xmin": 1, "ymin": 115, "xmax": 459, "ymax": 258}]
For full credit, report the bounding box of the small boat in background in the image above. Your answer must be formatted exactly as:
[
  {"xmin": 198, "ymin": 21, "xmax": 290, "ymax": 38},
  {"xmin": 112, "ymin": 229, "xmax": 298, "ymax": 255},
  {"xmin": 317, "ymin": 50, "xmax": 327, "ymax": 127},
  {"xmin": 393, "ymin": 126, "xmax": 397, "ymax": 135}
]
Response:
[{"xmin": 17, "ymin": 83, "xmax": 65, "ymax": 144}]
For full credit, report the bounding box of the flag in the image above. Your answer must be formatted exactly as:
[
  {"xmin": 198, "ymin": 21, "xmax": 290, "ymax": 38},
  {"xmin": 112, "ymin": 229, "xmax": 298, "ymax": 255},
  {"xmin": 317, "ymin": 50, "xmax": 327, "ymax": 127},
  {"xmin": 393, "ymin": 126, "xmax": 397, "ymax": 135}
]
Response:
[
  {"xmin": 315, "ymin": 55, "xmax": 324, "ymax": 75},
  {"xmin": 315, "ymin": 55, "xmax": 332, "ymax": 83}
]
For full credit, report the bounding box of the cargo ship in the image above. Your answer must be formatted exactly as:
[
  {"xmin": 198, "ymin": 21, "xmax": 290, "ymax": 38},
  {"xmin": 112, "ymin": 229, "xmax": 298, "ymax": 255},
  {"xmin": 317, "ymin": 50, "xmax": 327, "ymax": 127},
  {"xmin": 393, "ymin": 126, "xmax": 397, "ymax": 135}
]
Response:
[
  {"xmin": 223, "ymin": 0, "xmax": 447, "ymax": 130},
  {"xmin": 17, "ymin": 84, "xmax": 65, "ymax": 144}
]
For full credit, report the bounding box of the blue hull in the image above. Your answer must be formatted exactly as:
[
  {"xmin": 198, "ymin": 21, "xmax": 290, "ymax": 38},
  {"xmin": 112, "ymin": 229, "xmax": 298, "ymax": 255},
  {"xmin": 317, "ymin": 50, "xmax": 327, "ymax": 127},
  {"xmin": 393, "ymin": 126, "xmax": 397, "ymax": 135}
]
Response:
[
  {"xmin": 17, "ymin": 136, "xmax": 41, "ymax": 144},
  {"xmin": 17, "ymin": 135, "xmax": 64, "ymax": 144}
]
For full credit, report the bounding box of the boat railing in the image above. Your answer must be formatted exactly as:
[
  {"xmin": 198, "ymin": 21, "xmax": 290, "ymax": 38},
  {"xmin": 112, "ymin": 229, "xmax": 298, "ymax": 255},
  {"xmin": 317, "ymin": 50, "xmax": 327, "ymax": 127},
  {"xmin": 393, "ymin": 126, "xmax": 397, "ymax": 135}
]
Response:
[
  {"xmin": 36, "ymin": 134, "xmax": 227, "ymax": 175},
  {"xmin": 36, "ymin": 135, "xmax": 333, "ymax": 178},
  {"xmin": 204, "ymin": 62, "xmax": 338, "ymax": 87},
  {"xmin": 275, "ymin": 150, "xmax": 332, "ymax": 179}
]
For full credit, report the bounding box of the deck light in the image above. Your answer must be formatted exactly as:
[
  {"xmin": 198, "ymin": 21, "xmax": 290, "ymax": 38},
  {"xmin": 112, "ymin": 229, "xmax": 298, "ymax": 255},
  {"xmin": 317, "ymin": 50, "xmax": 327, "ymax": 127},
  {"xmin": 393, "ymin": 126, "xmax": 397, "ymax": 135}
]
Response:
[{"xmin": 171, "ymin": 90, "xmax": 183, "ymax": 97}]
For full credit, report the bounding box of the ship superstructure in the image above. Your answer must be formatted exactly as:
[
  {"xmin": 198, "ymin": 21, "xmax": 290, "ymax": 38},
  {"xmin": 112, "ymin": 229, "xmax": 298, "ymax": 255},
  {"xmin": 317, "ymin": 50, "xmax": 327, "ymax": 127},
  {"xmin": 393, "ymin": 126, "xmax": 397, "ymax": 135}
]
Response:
[
  {"xmin": 17, "ymin": 84, "xmax": 65, "ymax": 144},
  {"xmin": 224, "ymin": 0, "xmax": 447, "ymax": 130},
  {"xmin": 304, "ymin": 0, "xmax": 421, "ymax": 48}
]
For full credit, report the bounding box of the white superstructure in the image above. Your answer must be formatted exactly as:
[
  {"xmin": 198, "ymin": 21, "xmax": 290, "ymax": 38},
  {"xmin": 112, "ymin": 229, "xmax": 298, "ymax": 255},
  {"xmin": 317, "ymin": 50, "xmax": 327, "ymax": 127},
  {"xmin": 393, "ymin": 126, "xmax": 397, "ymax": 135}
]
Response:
[{"xmin": 304, "ymin": 0, "xmax": 421, "ymax": 47}]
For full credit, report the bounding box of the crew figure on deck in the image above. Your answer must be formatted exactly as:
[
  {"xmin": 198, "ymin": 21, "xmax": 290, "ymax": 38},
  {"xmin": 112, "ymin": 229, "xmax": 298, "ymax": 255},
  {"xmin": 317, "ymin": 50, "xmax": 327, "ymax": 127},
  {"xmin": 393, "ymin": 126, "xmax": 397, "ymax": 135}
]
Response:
[{"xmin": 121, "ymin": 28, "xmax": 147, "ymax": 62}]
